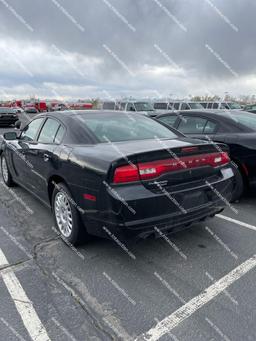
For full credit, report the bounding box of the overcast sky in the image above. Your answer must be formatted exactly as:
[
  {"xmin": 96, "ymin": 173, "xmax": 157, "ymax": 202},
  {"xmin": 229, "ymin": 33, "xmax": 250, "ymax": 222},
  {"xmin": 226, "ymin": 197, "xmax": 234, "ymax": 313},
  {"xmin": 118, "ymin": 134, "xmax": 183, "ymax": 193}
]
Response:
[{"xmin": 0, "ymin": 0, "xmax": 255, "ymax": 100}]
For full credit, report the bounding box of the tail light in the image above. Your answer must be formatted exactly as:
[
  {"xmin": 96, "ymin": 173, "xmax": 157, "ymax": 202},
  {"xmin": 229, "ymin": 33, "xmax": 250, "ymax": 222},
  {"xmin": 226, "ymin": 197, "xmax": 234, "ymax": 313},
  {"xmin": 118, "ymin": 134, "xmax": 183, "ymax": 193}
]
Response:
[
  {"xmin": 113, "ymin": 164, "xmax": 140, "ymax": 184},
  {"xmin": 112, "ymin": 152, "xmax": 230, "ymax": 184}
]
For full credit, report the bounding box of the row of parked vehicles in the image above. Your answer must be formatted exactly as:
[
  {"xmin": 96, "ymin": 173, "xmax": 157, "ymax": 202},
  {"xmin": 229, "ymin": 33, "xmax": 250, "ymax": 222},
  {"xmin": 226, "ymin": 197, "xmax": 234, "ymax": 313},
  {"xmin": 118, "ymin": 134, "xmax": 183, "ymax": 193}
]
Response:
[
  {"xmin": 0, "ymin": 100, "xmax": 255, "ymax": 245},
  {"xmin": 101, "ymin": 99, "xmax": 243, "ymax": 115}
]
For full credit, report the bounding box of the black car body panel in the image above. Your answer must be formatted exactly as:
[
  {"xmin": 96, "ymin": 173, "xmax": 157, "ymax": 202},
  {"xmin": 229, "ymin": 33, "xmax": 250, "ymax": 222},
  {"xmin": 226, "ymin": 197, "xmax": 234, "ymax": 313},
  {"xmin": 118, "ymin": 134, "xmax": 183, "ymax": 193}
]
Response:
[
  {"xmin": 1, "ymin": 111, "xmax": 235, "ymax": 240},
  {"xmin": 156, "ymin": 109, "xmax": 256, "ymax": 186}
]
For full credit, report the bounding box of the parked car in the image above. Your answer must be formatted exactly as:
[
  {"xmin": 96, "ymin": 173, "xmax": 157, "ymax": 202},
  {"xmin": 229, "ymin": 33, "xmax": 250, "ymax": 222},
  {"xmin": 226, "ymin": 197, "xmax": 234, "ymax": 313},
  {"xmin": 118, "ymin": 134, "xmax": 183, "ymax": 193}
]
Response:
[
  {"xmin": 0, "ymin": 111, "xmax": 234, "ymax": 244},
  {"xmin": 199, "ymin": 102, "xmax": 242, "ymax": 110},
  {"xmin": 24, "ymin": 107, "xmax": 39, "ymax": 114},
  {"xmin": 102, "ymin": 101, "xmax": 117, "ymax": 110},
  {"xmin": 0, "ymin": 107, "xmax": 19, "ymax": 127},
  {"xmin": 243, "ymin": 104, "xmax": 256, "ymax": 114},
  {"xmin": 115, "ymin": 100, "xmax": 157, "ymax": 117},
  {"xmin": 153, "ymin": 101, "xmax": 204, "ymax": 112},
  {"xmin": 12, "ymin": 107, "xmax": 25, "ymax": 114},
  {"xmin": 156, "ymin": 109, "xmax": 256, "ymax": 200}
]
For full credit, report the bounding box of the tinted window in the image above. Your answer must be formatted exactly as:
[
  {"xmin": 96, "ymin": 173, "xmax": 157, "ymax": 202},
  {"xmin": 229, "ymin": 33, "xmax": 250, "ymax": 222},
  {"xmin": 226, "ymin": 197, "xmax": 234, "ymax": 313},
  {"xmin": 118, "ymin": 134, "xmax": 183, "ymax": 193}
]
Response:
[
  {"xmin": 173, "ymin": 103, "xmax": 180, "ymax": 110},
  {"xmin": 200, "ymin": 103, "xmax": 207, "ymax": 108},
  {"xmin": 157, "ymin": 115, "xmax": 178, "ymax": 127},
  {"xmin": 228, "ymin": 102, "xmax": 241, "ymax": 109},
  {"xmin": 188, "ymin": 103, "xmax": 204, "ymax": 109},
  {"xmin": 20, "ymin": 118, "xmax": 44, "ymax": 141},
  {"xmin": 204, "ymin": 120, "xmax": 217, "ymax": 134},
  {"xmin": 178, "ymin": 116, "xmax": 207, "ymax": 134},
  {"xmin": 207, "ymin": 103, "xmax": 213, "ymax": 109},
  {"xmin": 212, "ymin": 103, "xmax": 219, "ymax": 109},
  {"xmin": 38, "ymin": 118, "xmax": 60, "ymax": 143},
  {"xmin": 134, "ymin": 102, "xmax": 154, "ymax": 111},
  {"xmin": 127, "ymin": 103, "xmax": 135, "ymax": 111},
  {"xmin": 78, "ymin": 114, "xmax": 178, "ymax": 142},
  {"xmin": 102, "ymin": 102, "xmax": 115, "ymax": 110},
  {"xmin": 154, "ymin": 103, "xmax": 168, "ymax": 110},
  {"xmin": 221, "ymin": 103, "xmax": 230, "ymax": 109},
  {"xmin": 54, "ymin": 125, "xmax": 65, "ymax": 143},
  {"xmin": 181, "ymin": 103, "xmax": 190, "ymax": 110}
]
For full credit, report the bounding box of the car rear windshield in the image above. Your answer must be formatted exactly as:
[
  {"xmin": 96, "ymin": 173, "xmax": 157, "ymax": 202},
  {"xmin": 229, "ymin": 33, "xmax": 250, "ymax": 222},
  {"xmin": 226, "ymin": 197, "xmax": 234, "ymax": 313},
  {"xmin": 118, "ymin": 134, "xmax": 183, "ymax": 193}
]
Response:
[
  {"xmin": 219, "ymin": 111, "xmax": 256, "ymax": 130},
  {"xmin": 78, "ymin": 114, "xmax": 178, "ymax": 142}
]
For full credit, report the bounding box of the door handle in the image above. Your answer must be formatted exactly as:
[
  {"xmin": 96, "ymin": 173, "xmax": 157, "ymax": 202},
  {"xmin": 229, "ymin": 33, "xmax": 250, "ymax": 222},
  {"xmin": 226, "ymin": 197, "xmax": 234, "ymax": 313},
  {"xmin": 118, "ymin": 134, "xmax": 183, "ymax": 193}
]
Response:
[{"xmin": 43, "ymin": 153, "xmax": 51, "ymax": 162}]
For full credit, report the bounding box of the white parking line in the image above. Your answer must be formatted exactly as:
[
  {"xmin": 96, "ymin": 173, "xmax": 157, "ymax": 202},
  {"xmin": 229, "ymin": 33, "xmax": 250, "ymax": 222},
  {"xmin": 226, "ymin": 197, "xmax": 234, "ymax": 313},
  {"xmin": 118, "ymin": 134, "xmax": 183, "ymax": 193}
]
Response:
[
  {"xmin": 0, "ymin": 249, "xmax": 51, "ymax": 341},
  {"xmin": 216, "ymin": 214, "xmax": 256, "ymax": 232},
  {"xmin": 136, "ymin": 254, "xmax": 256, "ymax": 341}
]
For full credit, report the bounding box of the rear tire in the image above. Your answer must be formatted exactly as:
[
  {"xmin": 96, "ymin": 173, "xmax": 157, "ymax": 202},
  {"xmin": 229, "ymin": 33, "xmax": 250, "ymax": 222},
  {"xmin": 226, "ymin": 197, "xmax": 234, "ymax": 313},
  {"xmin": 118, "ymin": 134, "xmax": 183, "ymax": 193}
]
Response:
[
  {"xmin": 230, "ymin": 162, "xmax": 244, "ymax": 202},
  {"xmin": 52, "ymin": 182, "xmax": 89, "ymax": 245},
  {"xmin": 1, "ymin": 155, "xmax": 15, "ymax": 187}
]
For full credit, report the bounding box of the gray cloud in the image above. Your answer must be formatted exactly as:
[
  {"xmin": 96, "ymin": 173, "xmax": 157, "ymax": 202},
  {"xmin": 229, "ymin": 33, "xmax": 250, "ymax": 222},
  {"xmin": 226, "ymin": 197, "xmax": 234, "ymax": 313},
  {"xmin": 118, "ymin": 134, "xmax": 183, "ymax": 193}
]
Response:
[{"xmin": 0, "ymin": 0, "xmax": 255, "ymax": 98}]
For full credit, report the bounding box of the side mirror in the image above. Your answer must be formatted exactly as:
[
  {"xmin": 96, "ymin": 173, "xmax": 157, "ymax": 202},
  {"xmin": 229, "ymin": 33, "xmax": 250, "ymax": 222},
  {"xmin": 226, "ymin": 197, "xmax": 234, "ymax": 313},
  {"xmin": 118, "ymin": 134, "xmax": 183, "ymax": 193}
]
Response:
[
  {"xmin": 15, "ymin": 120, "xmax": 21, "ymax": 129},
  {"xmin": 3, "ymin": 132, "xmax": 18, "ymax": 140}
]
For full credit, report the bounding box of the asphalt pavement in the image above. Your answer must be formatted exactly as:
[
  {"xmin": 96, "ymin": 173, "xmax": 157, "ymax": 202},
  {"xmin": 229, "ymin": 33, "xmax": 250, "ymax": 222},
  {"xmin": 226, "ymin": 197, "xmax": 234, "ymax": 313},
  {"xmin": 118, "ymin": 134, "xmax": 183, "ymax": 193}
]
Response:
[{"xmin": 0, "ymin": 115, "xmax": 256, "ymax": 341}]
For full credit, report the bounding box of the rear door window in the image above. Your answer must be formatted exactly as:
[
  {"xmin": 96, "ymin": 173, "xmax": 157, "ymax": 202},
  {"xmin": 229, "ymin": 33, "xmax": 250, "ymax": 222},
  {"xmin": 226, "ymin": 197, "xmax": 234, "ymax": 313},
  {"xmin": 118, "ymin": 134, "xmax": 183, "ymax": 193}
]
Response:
[
  {"xmin": 177, "ymin": 116, "xmax": 207, "ymax": 134},
  {"xmin": 157, "ymin": 115, "xmax": 178, "ymax": 127},
  {"xmin": 204, "ymin": 120, "xmax": 217, "ymax": 134}
]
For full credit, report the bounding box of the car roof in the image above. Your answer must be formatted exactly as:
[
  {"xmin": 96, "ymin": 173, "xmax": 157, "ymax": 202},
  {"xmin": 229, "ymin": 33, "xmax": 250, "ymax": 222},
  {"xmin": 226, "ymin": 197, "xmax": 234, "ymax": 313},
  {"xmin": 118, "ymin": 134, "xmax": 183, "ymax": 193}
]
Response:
[
  {"xmin": 35, "ymin": 110, "xmax": 144, "ymax": 120},
  {"xmin": 156, "ymin": 109, "xmax": 241, "ymax": 117}
]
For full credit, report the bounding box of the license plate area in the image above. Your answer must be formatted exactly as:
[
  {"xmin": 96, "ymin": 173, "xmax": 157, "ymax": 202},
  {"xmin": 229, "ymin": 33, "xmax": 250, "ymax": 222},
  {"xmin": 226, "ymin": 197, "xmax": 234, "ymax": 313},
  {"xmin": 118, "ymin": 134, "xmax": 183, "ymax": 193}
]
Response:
[{"xmin": 175, "ymin": 191, "xmax": 207, "ymax": 211}]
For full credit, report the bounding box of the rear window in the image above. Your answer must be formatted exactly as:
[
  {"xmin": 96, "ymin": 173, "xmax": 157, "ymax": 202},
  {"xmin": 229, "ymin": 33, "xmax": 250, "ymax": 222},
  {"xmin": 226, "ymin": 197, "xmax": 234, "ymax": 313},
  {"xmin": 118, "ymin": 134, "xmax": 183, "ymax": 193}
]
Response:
[
  {"xmin": 154, "ymin": 103, "xmax": 168, "ymax": 110},
  {"xmin": 78, "ymin": 114, "xmax": 178, "ymax": 142},
  {"xmin": 218, "ymin": 111, "xmax": 256, "ymax": 130},
  {"xmin": 188, "ymin": 103, "xmax": 204, "ymax": 109}
]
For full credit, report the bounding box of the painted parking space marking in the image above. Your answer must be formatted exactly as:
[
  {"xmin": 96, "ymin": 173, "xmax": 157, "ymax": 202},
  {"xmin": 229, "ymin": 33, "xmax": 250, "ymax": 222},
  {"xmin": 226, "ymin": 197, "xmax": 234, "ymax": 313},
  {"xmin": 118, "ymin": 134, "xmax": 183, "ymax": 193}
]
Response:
[
  {"xmin": 217, "ymin": 214, "xmax": 256, "ymax": 232},
  {"xmin": 136, "ymin": 254, "xmax": 256, "ymax": 341},
  {"xmin": 0, "ymin": 248, "xmax": 51, "ymax": 341}
]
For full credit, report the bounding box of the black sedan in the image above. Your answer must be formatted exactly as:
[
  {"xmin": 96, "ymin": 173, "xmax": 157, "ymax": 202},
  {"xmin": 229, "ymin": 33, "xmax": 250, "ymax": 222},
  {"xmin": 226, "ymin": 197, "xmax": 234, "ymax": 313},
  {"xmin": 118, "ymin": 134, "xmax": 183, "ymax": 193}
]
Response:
[
  {"xmin": 0, "ymin": 111, "xmax": 234, "ymax": 244},
  {"xmin": 0, "ymin": 107, "xmax": 19, "ymax": 127},
  {"xmin": 156, "ymin": 109, "xmax": 256, "ymax": 200}
]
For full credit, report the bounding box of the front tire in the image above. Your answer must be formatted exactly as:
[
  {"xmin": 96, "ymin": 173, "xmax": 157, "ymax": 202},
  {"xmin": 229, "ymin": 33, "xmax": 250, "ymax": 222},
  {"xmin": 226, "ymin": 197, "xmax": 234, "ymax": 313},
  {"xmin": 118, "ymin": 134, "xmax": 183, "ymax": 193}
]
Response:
[
  {"xmin": 1, "ymin": 155, "xmax": 15, "ymax": 187},
  {"xmin": 52, "ymin": 182, "xmax": 88, "ymax": 245}
]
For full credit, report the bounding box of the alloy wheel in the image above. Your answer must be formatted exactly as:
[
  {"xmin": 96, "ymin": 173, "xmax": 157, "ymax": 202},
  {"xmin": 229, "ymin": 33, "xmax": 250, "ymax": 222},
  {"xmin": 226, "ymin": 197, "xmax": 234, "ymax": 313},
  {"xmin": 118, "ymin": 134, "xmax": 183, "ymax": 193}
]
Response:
[{"xmin": 54, "ymin": 191, "xmax": 73, "ymax": 237}]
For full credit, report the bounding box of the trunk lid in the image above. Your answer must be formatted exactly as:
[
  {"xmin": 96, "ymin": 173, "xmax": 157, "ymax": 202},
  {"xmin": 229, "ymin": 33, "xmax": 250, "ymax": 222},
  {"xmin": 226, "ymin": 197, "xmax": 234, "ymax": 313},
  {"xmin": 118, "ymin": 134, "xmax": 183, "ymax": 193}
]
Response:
[{"xmin": 110, "ymin": 138, "xmax": 229, "ymax": 193}]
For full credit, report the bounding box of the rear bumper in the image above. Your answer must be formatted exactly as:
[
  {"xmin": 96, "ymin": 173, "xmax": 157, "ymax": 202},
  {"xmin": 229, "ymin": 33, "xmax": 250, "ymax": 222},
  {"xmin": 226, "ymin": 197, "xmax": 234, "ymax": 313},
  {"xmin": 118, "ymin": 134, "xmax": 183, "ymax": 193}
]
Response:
[{"xmin": 83, "ymin": 167, "xmax": 235, "ymax": 239}]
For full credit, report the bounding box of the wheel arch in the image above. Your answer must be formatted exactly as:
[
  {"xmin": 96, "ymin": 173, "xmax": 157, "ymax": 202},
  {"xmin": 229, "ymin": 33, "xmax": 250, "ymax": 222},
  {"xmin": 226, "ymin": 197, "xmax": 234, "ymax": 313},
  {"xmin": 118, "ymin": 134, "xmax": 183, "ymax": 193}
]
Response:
[
  {"xmin": 230, "ymin": 157, "xmax": 249, "ymax": 186},
  {"xmin": 48, "ymin": 175, "xmax": 69, "ymax": 205}
]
